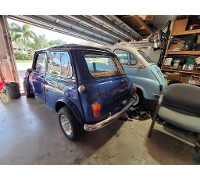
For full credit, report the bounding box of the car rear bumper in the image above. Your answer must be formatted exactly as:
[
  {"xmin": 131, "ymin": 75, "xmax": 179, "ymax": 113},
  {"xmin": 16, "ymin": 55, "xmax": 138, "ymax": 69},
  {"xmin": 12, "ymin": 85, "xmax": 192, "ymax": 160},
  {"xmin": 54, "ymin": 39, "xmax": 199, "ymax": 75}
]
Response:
[{"xmin": 83, "ymin": 98, "xmax": 135, "ymax": 131}]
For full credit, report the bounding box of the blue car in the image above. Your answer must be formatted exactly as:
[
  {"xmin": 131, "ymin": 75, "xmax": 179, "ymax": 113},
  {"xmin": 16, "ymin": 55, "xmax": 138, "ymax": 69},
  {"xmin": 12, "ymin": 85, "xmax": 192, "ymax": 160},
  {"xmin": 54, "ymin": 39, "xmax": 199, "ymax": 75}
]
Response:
[
  {"xmin": 23, "ymin": 44, "xmax": 136, "ymax": 141},
  {"xmin": 103, "ymin": 45, "xmax": 168, "ymax": 107}
]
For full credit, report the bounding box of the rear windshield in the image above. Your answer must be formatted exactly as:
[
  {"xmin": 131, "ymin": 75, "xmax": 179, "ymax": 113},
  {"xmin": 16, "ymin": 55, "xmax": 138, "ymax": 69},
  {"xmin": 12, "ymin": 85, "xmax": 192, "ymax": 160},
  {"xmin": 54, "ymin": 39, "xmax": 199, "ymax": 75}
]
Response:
[
  {"xmin": 85, "ymin": 53, "xmax": 125, "ymax": 77},
  {"xmin": 138, "ymin": 50, "xmax": 153, "ymax": 63}
]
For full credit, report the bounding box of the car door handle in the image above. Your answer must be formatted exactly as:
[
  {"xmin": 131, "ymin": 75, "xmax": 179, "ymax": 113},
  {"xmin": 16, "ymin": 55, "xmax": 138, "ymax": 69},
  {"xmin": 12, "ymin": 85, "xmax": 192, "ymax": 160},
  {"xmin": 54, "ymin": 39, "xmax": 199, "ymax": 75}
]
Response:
[{"xmin": 48, "ymin": 80, "xmax": 57, "ymax": 86}]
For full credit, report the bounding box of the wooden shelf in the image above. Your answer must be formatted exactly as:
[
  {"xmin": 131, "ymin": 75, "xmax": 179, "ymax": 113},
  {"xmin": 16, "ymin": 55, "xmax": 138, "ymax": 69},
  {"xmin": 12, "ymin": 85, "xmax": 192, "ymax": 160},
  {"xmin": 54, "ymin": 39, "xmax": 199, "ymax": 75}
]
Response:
[
  {"xmin": 162, "ymin": 67, "xmax": 200, "ymax": 75},
  {"xmin": 162, "ymin": 68, "xmax": 179, "ymax": 72},
  {"xmin": 117, "ymin": 15, "xmax": 153, "ymax": 38},
  {"xmin": 166, "ymin": 50, "xmax": 200, "ymax": 55},
  {"xmin": 162, "ymin": 15, "xmax": 200, "ymax": 83},
  {"xmin": 172, "ymin": 29, "xmax": 200, "ymax": 36}
]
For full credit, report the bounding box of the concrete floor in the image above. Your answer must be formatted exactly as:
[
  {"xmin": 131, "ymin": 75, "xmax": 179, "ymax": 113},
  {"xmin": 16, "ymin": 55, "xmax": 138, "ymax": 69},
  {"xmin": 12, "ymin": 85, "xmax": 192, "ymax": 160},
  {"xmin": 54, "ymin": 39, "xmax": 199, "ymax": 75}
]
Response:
[{"xmin": 0, "ymin": 95, "xmax": 199, "ymax": 165}]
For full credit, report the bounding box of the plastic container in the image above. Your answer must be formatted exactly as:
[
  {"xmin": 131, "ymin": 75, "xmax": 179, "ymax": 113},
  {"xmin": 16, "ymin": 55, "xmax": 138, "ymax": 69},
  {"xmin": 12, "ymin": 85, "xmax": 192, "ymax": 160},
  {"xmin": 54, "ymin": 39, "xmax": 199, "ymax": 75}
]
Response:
[
  {"xmin": 0, "ymin": 80, "xmax": 5, "ymax": 91},
  {"xmin": 3, "ymin": 82, "xmax": 21, "ymax": 99},
  {"xmin": 186, "ymin": 57, "xmax": 195, "ymax": 65},
  {"xmin": 1, "ymin": 90, "xmax": 9, "ymax": 103}
]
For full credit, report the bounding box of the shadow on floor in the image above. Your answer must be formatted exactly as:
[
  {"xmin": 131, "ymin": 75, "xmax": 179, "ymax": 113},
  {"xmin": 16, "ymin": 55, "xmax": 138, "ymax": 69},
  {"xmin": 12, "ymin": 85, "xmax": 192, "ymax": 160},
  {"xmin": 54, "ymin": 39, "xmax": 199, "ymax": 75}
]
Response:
[
  {"xmin": 73, "ymin": 119, "xmax": 125, "ymax": 148},
  {"xmin": 145, "ymin": 129, "xmax": 198, "ymax": 165}
]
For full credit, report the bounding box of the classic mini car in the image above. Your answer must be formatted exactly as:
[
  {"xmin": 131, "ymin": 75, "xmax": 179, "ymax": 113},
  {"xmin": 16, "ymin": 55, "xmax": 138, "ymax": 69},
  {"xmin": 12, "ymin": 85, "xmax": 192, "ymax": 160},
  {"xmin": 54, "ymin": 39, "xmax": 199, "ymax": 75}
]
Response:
[
  {"xmin": 103, "ymin": 45, "xmax": 167, "ymax": 107},
  {"xmin": 23, "ymin": 44, "xmax": 136, "ymax": 141}
]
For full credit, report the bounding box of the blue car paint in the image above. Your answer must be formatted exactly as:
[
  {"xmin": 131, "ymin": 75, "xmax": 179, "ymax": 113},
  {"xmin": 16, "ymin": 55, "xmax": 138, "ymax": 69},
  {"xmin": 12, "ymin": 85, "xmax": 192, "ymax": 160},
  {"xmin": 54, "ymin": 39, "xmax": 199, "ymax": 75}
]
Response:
[
  {"xmin": 25, "ymin": 44, "xmax": 134, "ymax": 126},
  {"xmin": 31, "ymin": 71, "xmax": 46, "ymax": 103},
  {"xmin": 124, "ymin": 65, "xmax": 167, "ymax": 100}
]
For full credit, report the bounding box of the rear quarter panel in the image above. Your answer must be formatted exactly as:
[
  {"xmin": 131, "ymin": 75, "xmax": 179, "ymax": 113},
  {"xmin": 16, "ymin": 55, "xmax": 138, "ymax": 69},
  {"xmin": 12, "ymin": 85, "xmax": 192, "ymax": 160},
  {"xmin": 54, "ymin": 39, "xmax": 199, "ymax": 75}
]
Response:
[{"xmin": 124, "ymin": 65, "xmax": 167, "ymax": 100}]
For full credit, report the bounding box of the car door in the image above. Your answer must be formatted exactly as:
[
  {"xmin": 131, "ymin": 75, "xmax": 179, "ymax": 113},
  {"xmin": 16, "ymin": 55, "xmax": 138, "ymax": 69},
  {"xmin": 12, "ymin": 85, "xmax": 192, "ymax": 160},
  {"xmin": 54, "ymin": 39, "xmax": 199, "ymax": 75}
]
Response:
[
  {"xmin": 29, "ymin": 52, "xmax": 47, "ymax": 103},
  {"xmin": 45, "ymin": 51, "xmax": 76, "ymax": 110}
]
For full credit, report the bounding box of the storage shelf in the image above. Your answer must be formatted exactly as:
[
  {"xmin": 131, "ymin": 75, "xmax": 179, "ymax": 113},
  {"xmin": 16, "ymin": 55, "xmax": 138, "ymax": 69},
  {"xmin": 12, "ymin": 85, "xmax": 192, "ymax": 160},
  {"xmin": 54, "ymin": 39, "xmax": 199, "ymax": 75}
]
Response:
[
  {"xmin": 162, "ymin": 67, "xmax": 200, "ymax": 75},
  {"xmin": 172, "ymin": 29, "xmax": 200, "ymax": 36},
  {"xmin": 166, "ymin": 50, "xmax": 200, "ymax": 55},
  {"xmin": 162, "ymin": 15, "xmax": 200, "ymax": 84}
]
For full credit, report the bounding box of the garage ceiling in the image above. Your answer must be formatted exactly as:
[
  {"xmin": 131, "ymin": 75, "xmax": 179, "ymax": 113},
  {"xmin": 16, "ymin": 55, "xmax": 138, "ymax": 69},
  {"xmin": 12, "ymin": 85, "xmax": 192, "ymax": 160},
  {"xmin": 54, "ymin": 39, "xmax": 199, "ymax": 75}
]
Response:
[{"xmin": 7, "ymin": 15, "xmax": 161, "ymax": 45}]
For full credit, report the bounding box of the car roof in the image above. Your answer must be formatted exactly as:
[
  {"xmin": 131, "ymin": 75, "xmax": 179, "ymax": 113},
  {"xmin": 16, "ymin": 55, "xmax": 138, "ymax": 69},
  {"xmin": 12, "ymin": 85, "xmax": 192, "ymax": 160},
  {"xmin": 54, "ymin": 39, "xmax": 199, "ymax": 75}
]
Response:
[
  {"xmin": 103, "ymin": 44, "xmax": 141, "ymax": 52},
  {"xmin": 35, "ymin": 44, "xmax": 114, "ymax": 54}
]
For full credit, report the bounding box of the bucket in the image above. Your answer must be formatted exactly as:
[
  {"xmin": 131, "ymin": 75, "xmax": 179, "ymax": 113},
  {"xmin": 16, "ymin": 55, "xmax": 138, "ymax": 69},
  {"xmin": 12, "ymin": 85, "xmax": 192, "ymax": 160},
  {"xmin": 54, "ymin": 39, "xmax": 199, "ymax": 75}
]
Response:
[{"xmin": 3, "ymin": 82, "xmax": 21, "ymax": 99}]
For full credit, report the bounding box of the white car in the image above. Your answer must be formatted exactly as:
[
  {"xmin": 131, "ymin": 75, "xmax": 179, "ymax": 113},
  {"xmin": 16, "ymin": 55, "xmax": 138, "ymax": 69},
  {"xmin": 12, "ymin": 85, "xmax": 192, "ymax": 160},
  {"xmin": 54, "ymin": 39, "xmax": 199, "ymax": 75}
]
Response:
[{"xmin": 102, "ymin": 44, "xmax": 167, "ymax": 108}]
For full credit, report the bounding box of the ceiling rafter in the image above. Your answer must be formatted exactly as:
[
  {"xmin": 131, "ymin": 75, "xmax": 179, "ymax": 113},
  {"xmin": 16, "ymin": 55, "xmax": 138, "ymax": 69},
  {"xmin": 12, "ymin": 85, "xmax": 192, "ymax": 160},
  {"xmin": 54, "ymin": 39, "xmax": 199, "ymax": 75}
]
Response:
[
  {"xmin": 7, "ymin": 15, "xmax": 153, "ymax": 45},
  {"xmin": 69, "ymin": 15, "xmax": 128, "ymax": 42}
]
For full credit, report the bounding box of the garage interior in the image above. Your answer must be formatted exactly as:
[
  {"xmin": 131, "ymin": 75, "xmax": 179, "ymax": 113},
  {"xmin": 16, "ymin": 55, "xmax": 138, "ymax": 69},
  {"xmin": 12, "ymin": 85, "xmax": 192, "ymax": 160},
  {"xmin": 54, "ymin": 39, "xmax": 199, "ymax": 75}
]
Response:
[{"xmin": 1, "ymin": 15, "xmax": 200, "ymax": 166}]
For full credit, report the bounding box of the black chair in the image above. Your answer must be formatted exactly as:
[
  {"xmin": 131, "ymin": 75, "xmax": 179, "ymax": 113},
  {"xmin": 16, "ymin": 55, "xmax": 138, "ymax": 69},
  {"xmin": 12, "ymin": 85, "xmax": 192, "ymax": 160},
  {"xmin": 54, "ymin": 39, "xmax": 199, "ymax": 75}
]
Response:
[{"xmin": 148, "ymin": 83, "xmax": 200, "ymax": 163}]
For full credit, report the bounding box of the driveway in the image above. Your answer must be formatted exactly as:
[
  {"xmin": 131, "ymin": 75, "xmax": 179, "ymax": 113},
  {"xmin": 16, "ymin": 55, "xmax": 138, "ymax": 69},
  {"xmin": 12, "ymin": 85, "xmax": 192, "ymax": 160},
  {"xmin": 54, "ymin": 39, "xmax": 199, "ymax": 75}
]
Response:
[{"xmin": 16, "ymin": 62, "xmax": 32, "ymax": 93}]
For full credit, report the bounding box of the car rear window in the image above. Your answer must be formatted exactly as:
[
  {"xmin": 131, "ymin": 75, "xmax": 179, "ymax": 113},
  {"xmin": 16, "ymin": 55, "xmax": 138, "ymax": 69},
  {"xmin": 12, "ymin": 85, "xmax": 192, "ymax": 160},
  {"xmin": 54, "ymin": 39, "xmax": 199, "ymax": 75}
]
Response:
[
  {"xmin": 84, "ymin": 53, "xmax": 125, "ymax": 77},
  {"xmin": 137, "ymin": 50, "xmax": 153, "ymax": 63}
]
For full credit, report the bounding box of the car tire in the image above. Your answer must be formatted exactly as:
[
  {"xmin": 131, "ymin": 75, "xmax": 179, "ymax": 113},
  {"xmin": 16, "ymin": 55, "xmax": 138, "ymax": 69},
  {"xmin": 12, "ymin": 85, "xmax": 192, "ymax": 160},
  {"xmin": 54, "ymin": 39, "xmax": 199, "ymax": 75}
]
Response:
[
  {"xmin": 133, "ymin": 89, "xmax": 144, "ymax": 107},
  {"xmin": 58, "ymin": 106, "xmax": 84, "ymax": 141},
  {"xmin": 149, "ymin": 35, "xmax": 155, "ymax": 43},
  {"xmin": 23, "ymin": 81, "xmax": 35, "ymax": 98}
]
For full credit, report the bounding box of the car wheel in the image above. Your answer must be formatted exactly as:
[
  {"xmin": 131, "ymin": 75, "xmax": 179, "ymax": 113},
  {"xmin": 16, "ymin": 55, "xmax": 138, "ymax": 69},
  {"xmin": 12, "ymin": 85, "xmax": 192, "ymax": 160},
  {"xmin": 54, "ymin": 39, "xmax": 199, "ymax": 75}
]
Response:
[
  {"xmin": 149, "ymin": 35, "xmax": 155, "ymax": 43},
  {"xmin": 23, "ymin": 81, "xmax": 35, "ymax": 98},
  {"xmin": 133, "ymin": 89, "xmax": 144, "ymax": 107},
  {"xmin": 58, "ymin": 106, "xmax": 84, "ymax": 141}
]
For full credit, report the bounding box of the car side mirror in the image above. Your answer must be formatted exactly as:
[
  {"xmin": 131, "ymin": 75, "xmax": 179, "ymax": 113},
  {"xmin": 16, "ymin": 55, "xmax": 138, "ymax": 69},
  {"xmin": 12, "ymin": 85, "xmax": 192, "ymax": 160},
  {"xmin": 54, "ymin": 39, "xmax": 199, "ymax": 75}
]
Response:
[
  {"xmin": 26, "ymin": 68, "xmax": 32, "ymax": 74},
  {"xmin": 139, "ymin": 64, "xmax": 144, "ymax": 68}
]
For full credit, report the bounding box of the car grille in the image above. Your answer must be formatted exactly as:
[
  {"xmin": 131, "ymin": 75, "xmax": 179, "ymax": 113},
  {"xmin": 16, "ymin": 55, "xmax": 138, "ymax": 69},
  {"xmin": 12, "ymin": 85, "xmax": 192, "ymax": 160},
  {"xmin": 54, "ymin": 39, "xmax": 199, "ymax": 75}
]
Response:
[{"xmin": 113, "ymin": 90, "xmax": 131, "ymax": 107}]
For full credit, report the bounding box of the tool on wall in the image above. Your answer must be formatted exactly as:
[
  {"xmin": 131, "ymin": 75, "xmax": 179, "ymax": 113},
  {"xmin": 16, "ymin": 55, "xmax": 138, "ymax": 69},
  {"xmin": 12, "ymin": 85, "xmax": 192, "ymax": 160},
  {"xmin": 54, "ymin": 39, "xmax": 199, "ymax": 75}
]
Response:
[{"xmin": 149, "ymin": 20, "xmax": 172, "ymax": 68}]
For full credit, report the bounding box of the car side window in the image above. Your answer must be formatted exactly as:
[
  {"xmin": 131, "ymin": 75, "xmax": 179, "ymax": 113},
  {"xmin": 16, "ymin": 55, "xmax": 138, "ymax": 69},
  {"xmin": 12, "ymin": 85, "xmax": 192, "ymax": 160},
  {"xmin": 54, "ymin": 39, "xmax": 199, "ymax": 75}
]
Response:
[
  {"xmin": 60, "ymin": 52, "xmax": 72, "ymax": 78},
  {"xmin": 114, "ymin": 50, "xmax": 129, "ymax": 65},
  {"xmin": 48, "ymin": 52, "xmax": 61, "ymax": 76},
  {"xmin": 114, "ymin": 49, "xmax": 137, "ymax": 66},
  {"xmin": 130, "ymin": 54, "xmax": 137, "ymax": 65},
  {"xmin": 35, "ymin": 53, "xmax": 47, "ymax": 73},
  {"xmin": 47, "ymin": 52, "xmax": 72, "ymax": 78}
]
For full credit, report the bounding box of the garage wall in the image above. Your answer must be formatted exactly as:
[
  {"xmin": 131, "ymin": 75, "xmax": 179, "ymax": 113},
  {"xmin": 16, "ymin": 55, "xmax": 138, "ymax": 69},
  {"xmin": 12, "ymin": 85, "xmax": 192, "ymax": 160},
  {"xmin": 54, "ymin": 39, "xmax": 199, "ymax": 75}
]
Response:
[
  {"xmin": 0, "ymin": 25, "xmax": 7, "ymax": 59},
  {"xmin": 0, "ymin": 16, "xmax": 19, "ymax": 83}
]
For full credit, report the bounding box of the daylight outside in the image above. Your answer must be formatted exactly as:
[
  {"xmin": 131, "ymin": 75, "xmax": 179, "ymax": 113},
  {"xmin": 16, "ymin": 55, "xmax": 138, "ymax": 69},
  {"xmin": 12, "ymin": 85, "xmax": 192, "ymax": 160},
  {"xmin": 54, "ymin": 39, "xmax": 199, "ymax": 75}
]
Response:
[{"xmin": 7, "ymin": 18, "xmax": 99, "ymax": 93}]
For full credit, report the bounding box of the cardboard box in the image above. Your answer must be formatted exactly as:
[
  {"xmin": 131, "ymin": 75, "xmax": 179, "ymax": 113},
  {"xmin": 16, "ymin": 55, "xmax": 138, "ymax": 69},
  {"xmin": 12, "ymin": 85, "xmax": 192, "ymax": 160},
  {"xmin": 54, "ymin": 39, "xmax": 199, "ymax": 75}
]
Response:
[
  {"xmin": 165, "ymin": 73, "xmax": 181, "ymax": 81},
  {"xmin": 172, "ymin": 19, "xmax": 188, "ymax": 34},
  {"xmin": 180, "ymin": 76, "xmax": 190, "ymax": 84},
  {"xmin": 139, "ymin": 15, "xmax": 155, "ymax": 21},
  {"xmin": 168, "ymin": 44, "xmax": 184, "ymax": 51},
  {"xmin": 197, "ymin": 35, "xmax": 200, "ymax": 44}
]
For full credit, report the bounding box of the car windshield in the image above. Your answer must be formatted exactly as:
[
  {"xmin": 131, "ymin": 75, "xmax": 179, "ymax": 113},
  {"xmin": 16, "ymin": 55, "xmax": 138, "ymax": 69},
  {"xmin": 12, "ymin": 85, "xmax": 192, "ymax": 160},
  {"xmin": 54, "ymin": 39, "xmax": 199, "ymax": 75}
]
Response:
[
  {"xmin": 138, "ymin": 50, "xmax": 153, "ymax": 63},
  {"xmin": 85, "ymin": 53, "xmax": 125, "ymax": 77}
]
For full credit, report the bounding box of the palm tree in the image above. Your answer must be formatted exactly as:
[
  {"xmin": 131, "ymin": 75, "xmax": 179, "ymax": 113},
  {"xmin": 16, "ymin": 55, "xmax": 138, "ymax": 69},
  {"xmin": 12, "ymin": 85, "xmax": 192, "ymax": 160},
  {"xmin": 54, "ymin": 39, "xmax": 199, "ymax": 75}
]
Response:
[
  {"xmin": 28, "ymin": 34, "xmax": 49, "ymax": 50},
  {"xmin": 9, "ymin": 22, "xmax": 35, "ymax": 54}
]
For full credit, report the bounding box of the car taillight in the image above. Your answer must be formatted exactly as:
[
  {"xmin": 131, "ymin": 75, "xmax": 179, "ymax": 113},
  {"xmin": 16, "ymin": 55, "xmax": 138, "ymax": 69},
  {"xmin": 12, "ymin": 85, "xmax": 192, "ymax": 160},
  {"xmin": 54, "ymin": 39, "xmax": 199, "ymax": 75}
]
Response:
[
  {"xmin": 92, "ymin": 102, "xmax": 101, "ymax": 118},
  {"xmin": 159, "ymin": 84, "xmax": 163, "ymax": 92},
  {"xmin": 133, "ymin": 86, "xmax": 137, "ymax": 94}
]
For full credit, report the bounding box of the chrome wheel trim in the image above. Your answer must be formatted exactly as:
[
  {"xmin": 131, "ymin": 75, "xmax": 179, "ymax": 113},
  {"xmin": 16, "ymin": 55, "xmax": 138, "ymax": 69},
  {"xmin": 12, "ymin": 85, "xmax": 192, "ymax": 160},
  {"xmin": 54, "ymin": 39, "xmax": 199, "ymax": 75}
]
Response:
[
  {"xmin": 60, "ymin": 114, "xmax": 73, "ymax": 136},
  {"xmin": 133, "ymin": 93, "xmax": 139, "ymax": 106}
]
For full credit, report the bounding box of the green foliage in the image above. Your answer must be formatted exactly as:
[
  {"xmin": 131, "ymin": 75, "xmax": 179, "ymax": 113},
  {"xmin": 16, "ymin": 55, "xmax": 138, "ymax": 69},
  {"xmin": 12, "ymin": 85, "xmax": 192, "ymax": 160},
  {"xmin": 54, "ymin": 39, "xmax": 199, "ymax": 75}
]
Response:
[
  {"xmin": 48, "ymin": 39, "xmax": 66, "ymax": 46},
  {"xmin": 9, "ymin": 22, "xmax": 35, "ymax": 54},
  {"xmin": 14, "ymin": 53, "xmax": 32, "ymax": 60},
  {"xmin": 28, "ymin": 34, "xmax": 49, "ymax": 50},
  {"xmin": 9, "ymin": 22, "xmax": 67, "ymax": 52},
  {"xmin": 50, "ymin": 70, "xmax": 59, "ymax": 75}
]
